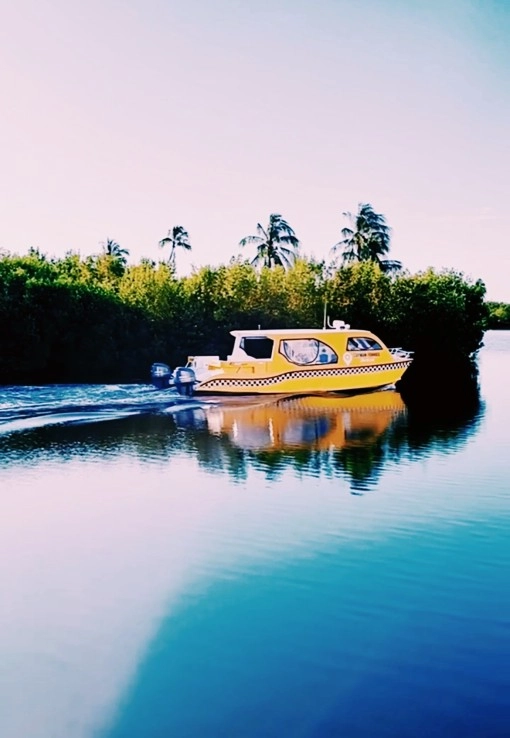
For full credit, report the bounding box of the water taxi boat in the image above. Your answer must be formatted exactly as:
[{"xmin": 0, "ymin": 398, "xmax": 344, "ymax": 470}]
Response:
[{"xmin": 152, "ymin": 320, "xmax": 412, "ymax": 395}]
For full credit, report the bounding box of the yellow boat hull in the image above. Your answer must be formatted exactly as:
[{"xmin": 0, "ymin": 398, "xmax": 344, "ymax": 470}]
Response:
[{"xmin": 196, "ymin": 359, "xmax": 412, "ymax": 395}]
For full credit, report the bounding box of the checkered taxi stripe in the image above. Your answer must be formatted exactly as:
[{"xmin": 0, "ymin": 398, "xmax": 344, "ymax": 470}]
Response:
[{"xmin": 199, "ymin": 360, "xmax": 412, "ymax": 390}]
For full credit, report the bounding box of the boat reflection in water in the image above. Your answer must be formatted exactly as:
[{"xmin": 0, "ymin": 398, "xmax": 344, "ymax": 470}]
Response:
[
  {"xmin": 205, "ymin": 390, "xmax": 406, "ymax": 452},
  {"xmin": 186, "ymin": 390, "xmax": 406, "ymax": 493}
]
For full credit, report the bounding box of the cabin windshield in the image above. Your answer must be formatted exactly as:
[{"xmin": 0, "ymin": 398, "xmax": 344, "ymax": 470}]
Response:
[
  {"xmin": 238, "ymin": 336, "xmax": 274, "ymax": 360},
  {"xmin": 280, "ymin": 338, "xmax": 338, "ymax": 365}
]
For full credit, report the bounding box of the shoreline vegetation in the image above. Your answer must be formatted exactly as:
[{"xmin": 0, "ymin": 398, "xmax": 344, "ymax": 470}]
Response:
[
  {"xmin": 0, "ymin": 203, "xmax": 497, "ymax": 389},
  {"xmin": 0, "ymin": 248, "xmax": 489, "ymax": 386},
  {"xmin": 485, "ymin": 302, "xmax": 510, "ymax": 330}
]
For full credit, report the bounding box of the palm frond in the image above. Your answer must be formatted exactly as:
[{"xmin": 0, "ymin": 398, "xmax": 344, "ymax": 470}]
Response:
[
  {"xmin": 158, "ymin": 224, "xmax": 191, "ymax": 266},
  {"xmin": 251, "ymin": 251, "xmax": 265, "ymax": 267},
  {"xmin": 239, "ymin": 235, "xmax": 264, "ymax": 247},
  {"xmin": 276, "ymin": 234, "xmax": 299, "ymax": 248},
  {"xmin": 380, "ymin": 259, "xmax": 402, "ymax": 274},
  {"xmin": 239, "ymin": 213, "xmax": 299, "ymax": 269},
  {"xmin": 274, "ymin": 245, "xmax": 296, "ymax": 258},
  {"xmin": 334, "ymin": 202, "xmax": 397, "ymax": 268},
  {"xmin": 256, "ymin": 223, "xmax": 268, "ymax": 240},
  {"xmin": 341, "ymin": 249, "xmax": 358, "ymax": 264},
  {"xmin": 278, "ymin": 250, "xmax": 296, "ymax": 270}
]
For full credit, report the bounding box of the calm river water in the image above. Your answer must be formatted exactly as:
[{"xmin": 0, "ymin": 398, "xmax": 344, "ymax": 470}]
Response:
[{"xmin": 1, "ymin": 331, "xmax": 509, "ymax": 738}]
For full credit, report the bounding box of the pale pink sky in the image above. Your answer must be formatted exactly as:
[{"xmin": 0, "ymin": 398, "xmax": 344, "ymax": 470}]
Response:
[{"xmin": 1, "ymin": 0, "xmax": 509, "ymax": 299}]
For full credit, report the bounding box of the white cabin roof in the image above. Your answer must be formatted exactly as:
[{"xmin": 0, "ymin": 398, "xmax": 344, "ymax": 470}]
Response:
[{"xmin": 230, "ymin": 327, "xmax": 371, "ymax": 337}]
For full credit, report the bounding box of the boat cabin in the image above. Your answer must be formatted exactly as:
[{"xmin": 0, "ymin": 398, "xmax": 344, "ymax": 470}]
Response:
[{"xmin": 226, "ymin": 323, "xmax": 388, "ymax": 370}]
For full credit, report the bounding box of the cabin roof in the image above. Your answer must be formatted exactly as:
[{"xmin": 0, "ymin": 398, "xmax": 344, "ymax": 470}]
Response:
[{"xmin": 230, "ymin": 328, "xmax": 373, "ymax": 337}]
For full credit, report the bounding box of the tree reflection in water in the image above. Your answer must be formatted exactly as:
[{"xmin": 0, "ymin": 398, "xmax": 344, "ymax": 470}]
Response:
[{"xmin": 0, "ymin": 381, "xmax": 484, "ymax": 493}]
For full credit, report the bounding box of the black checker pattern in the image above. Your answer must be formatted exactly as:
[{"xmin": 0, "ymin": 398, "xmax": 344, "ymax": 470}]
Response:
[{"xmin": 199, "ymin": 360, "xmax": 412, "ymax": 390}]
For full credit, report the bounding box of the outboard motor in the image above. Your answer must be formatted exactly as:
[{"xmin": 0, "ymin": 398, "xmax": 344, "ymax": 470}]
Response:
[
  {"xmin": 173, "ymin": 366, "xmax": 196, "ymax": 397},
  {"xmin": 151, "ymin": 362, "xmax": 173, "ymax": 390}
]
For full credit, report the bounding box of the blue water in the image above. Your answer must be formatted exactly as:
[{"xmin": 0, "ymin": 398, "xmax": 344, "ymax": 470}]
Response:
[{"xmin": 0, "ymin": 332, "xmax": 509, "ymax": 738}]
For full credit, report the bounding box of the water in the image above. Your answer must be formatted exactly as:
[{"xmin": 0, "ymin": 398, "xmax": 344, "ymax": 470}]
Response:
[{"xmin": 0, "ymin": 332, "xmax": 509, "ymax": 738}]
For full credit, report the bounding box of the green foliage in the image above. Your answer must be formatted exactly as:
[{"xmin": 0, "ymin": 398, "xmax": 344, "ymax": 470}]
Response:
[
  {"xmin": 0, "ymin": 249, "xmax": 489, "ymax": 384},
  {"xmin": 386, "ymin": 269, "xmax": 488, "ymax": 357},
  {"xmin": 327, "ymin": 262, "xmax": 393, "ymax": 335},
  {"xmin": 0, "ymin": 251, "xmax": 160, "ymax": 382},
  {"xmin": 486, "ymin": 301, "xmax": 510, "ymax": 329}
]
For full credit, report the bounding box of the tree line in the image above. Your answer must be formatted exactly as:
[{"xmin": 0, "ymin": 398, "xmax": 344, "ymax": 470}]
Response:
[
  {"xmin": 0, "ymin": 246, "xmax": 488, "ymax": 384},
  {"xmin": 486, "ymin": 302, "xmax": 510, "ymax": 329},
  {"xmin": 107, "ymin": 201, "xmax": 507, "ymax": 335}
]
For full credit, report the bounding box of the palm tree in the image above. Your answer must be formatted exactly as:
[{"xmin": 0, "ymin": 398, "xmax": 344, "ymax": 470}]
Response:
[
  {"xmin": 332, "ymin": 203, "xmax": 401, "ymax": 273},
  {"xmin": 101, "ymin": 238, "xmax": 129, "ymax": 266},
  {"xmin": 158, "ymin": 226, "xmax": 192, "ymax": 267},
  {"xmin": 239, "ymin": 213, "xmax": 300, "ymax": 269}
]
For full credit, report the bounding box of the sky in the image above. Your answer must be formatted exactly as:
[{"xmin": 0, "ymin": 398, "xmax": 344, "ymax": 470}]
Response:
[{"xmin": 1, "ymin": 0, "xmax": 509, "ymax": 299}]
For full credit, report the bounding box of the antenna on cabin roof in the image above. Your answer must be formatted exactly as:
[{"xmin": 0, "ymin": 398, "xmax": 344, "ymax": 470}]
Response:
[{"xmin": 323, "ymin": 300, "xmax": 328, "ymax": 330}]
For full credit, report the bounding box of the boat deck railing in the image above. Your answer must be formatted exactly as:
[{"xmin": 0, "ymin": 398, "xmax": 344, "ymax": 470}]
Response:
[{"xmin": 389, "ymin": 348, "xmax": 414, "ymax": 360}]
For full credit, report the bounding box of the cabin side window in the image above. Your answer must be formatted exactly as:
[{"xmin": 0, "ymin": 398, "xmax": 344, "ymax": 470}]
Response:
[
  {"xmin": 347, "ymin": 337, "xmax": 382, "ymax": 351},
  {"xmin": 280, "ymin": 338, "xmax": 338, "ymax": 365},
  {"xmin": 239, "ymin": 336, "xmax": 274, "ymax": 360}
]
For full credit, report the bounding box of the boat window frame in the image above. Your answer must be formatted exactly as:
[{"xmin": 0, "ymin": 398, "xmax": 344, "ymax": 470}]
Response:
[
  {"xmin": 279, "ymin": 337, "xmax": 338, "ymax": 366},
  {"xmin": 236, "ymin": 335, "xmax": 275, "ymax": 361},
  {"xmin": 346, "ymin": 336, "xmax": 383, "ymax": 352}
]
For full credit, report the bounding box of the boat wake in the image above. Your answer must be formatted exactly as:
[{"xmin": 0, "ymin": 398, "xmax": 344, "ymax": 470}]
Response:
[{"xmin": 0, "ymin": 384, "xmax": 208, "ymax": 436}]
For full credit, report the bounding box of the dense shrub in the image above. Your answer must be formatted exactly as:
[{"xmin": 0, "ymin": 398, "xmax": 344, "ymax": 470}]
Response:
[
  {"xmin": 0, "ymin": 251, "xmax": 489, "ymax": 384},
  {"xmin": 486, "ymin": 301, "xmax": 510, "ymax": 329}
]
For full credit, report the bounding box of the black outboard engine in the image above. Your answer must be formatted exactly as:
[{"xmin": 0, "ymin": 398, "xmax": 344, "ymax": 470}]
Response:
[
  {"xmin": 151, "ymin": 362, "xmax": 173, "ymax": 390},
  {"xmin": 173, "ymin": 366, "xmax": 196, "ymax": 397}
]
